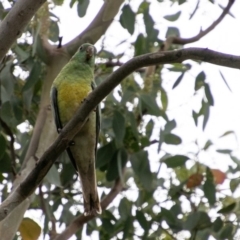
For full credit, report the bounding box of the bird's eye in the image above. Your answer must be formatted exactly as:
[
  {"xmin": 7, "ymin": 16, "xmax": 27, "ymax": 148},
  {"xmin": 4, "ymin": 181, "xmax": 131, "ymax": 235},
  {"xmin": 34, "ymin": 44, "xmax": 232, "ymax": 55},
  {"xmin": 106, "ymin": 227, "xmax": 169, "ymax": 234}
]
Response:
[{"xmin": 79, "ymin": 46, "xmax": 83, "ymax": 51}]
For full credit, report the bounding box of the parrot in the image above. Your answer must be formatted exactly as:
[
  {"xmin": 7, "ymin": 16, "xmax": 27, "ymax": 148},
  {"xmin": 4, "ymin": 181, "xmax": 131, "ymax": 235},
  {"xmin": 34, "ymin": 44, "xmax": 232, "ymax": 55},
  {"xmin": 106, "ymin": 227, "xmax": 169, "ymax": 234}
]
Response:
[{"xmin": 50, "ymin": 43, "xmax": 102, "ymax": 216}]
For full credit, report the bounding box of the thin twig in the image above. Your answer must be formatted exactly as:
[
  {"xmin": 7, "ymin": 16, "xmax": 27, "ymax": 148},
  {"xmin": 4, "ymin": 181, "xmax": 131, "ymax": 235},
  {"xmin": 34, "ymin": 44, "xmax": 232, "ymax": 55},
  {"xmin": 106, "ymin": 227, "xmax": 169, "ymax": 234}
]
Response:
[
  {"xmin": 39, "ymin": 184, "xmax": 57, "ymax": 236},
  {"xmin": 166, "ymin": 0, "xmax": 235, "ymax": 45},
  {"xmin": 189, "ymin": 0, "xmax": 200, "ymax": 20},
  {"xmin": 53, "ymin": 178, "xmax": 123, "ymax": 240}
]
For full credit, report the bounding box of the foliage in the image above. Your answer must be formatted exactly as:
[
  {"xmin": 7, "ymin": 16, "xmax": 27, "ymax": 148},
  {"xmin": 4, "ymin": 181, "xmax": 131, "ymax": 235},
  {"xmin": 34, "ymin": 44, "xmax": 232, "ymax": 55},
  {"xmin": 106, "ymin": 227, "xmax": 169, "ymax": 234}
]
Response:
[{"xmin": 0, "ymin": 0, "xmax": 239, "ymax": 240}]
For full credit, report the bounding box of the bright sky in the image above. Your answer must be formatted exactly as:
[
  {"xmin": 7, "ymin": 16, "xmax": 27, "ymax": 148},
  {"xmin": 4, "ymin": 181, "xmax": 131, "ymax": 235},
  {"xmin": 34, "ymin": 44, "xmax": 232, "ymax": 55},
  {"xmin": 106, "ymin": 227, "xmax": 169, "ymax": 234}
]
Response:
[{"xmin": 25, "ymin": 0, "xmax": 240, "ymax": 239}]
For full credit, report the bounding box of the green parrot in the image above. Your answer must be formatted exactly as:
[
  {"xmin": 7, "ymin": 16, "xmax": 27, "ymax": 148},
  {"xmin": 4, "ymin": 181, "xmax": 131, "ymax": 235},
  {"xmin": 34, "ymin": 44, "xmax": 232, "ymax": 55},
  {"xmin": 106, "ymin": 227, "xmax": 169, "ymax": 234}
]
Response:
[{"xmin": 50, "ymin": 43, "xmax": 101, "ymax": 215}]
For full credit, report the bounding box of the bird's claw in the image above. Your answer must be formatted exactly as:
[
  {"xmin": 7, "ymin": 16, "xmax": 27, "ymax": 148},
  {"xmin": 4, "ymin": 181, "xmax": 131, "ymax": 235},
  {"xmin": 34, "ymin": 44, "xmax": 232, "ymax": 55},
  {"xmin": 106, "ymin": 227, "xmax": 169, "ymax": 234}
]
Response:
[{"xmin": 81, "ymin": 98, "xmax": 87, "ymax": 103}]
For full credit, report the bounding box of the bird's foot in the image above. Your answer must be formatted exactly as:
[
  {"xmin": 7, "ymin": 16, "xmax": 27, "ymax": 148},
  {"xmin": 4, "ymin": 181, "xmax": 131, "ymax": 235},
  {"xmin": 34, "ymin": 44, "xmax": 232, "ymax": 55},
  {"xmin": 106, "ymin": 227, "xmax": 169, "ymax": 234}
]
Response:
[{"xmin": 81, "ymin": 98, "xmax": 87, "ymax": 103}]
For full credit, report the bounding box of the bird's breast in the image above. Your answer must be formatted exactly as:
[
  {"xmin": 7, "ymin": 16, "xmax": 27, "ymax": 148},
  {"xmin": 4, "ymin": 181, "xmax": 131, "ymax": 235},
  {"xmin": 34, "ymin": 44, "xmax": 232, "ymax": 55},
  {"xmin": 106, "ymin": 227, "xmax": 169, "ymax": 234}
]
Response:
[{"xmin": 57, "ymin": 80, "xmax": 91, "ymax": 125}]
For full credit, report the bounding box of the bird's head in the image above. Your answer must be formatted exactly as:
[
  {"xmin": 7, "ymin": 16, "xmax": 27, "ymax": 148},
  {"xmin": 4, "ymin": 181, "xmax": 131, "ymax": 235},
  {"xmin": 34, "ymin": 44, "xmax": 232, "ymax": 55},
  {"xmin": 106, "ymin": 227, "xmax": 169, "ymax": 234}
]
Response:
[{"xmin": 74, "ymin": 43, "xmax": 96, "ymax": 67}]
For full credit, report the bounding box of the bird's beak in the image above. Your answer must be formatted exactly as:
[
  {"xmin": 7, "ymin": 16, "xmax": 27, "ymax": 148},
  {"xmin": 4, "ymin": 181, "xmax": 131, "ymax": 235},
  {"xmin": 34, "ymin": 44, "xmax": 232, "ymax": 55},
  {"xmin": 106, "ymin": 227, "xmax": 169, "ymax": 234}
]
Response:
[{"xmin": 86, "ymin": 46, "xmax": 95, "ymax": 60}]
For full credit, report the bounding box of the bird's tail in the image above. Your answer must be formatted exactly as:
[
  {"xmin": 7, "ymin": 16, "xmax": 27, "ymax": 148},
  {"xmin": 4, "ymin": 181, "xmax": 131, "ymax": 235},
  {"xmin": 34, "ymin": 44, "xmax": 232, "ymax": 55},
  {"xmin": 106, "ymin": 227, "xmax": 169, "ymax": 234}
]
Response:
[
  {"xmin": 79, "ymin": 168, "xmax": 102, "ymax": 216},
  {"xmin": 83, "ymin": 191, "xmax": 102, "ymax": 216}
]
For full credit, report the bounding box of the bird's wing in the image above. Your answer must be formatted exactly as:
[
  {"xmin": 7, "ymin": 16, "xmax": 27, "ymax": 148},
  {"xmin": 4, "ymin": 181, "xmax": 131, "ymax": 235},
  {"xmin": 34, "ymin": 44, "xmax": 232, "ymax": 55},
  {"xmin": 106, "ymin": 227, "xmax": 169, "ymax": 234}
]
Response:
[
  {"xmin": 51, "ymin": 87, "xmax": 63, "ymax": 131},
  {"xmin": 91, "ymin": 81, "xmax": 100, "ymax": 155},
  {"xmin": 51, "ymin": 86, "xmax": 77, "ymax": 170}
]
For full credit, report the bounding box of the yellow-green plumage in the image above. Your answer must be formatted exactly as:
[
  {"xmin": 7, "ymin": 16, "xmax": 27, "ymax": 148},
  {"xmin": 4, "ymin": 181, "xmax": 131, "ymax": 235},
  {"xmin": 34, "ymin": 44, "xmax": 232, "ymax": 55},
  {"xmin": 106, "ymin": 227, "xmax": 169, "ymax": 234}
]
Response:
[{"xmin": 50, "ymin": 43, "xmax": 101, "ymax": 215}]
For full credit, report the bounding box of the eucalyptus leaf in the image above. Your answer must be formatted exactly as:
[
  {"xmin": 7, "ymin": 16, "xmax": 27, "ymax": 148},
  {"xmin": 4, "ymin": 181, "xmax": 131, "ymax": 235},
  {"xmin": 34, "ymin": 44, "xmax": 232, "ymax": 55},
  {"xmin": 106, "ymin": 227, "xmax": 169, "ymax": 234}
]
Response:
[{"xmin": 120, "ymin": 5, "xmax": 135, "ymax": 35}]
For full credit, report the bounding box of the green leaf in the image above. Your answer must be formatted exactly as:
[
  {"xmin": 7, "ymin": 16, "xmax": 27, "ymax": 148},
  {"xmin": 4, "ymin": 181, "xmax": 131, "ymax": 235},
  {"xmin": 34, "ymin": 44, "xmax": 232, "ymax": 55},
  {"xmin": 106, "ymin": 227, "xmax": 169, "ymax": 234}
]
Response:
[
  {"xmin": 1, "ymin": 101, "xmax": 13, "ymax": 124},
  {"xmin": 184, "ymin": 211, "xmax": 211, "ymax": 231},
  {"xmin": 195, "ymin": 71, "xmax": 206, "ymax": 91},
  {"xmin": 119, "ymin": 198, "xmax": 131, "ymax": 220},
  {"xmin": 96, "ymin": 141, "xmax": 116, "ymax": 169},
  {"xmin": 219, "ymin": 70, "xmax": 232, "ymax": 92},
  {"xmin": 136, "ymin": 210, "xmax": 149, "ymax": 231},
  {"xmin": 204, "ymin": 83, "xmax": 214, "ymax": 106},
  {"xmin": 170, "ymin": 204, "xmax": 182, "ymax": 216},
  {"xmin": 121, "ymin": 89, "xmax": 135, "ymax": 104},
  {"xmin": 219, "ymin": 130, "xmax": 234, "ymax": 138},
  {"xmin": 230, "ymin": 178, "xmax": 240, "ymax": 193},
  {"xmin": 140, "ymin": 94, "xmax": 161, "ymax": 116},
  {"xmin": 112, "ymin": 111, "xmax": 125, "ymax": 147},
  {"xmin": 216, "ymin": 149, "xmax": 232, "ymax": 154},
  {"xmin": 192, "ymin": 110, "xmax": 198, "ymax": 126},
  {"xmin": 130, "ymin": 151, "xmax": 152, "ymax": 191},
  {"xmin": 172, "ymin": 72, "xmax": 185, "ymax": 89},
  {"xmin": 13, "ymin": 44, "xmax": 30, "ymax": 62},
  {"xmin": 1, "ymin": 84, "xmax": 10, "ymax": 104},
  {"xmin": 202, "ymin": 101, "xmax": 210, "ymax": 131},
  {"xmin": 86, "ymin": 219, "xmax": 97, "ymax": 236},
  {"xmin": 77, "ymin": 0, "xmax": 90, "ymax": 17},
  {"xmin": 102, "ymin": 218, "xmax": 114, "ymax": 235},
  {"xmin": 11, "ymin": 97, "xmax": 23, "ymax": 122},
  {"xmin": 212, "ymin": 217, "xmax": 223, "ymax": 232},
  {"xmin": 0, "ymin": 152, "xmax": 12, "ymax": 173},
  {"xmin": 117, "ymin": 148, "xmax": 128, "ymax": 184},
  {"xmin": 163, "ymin": 155, "xmax": 189, "ymax": 168},
  {"xmin": 160, "ymin": 87, "xmax": 168, "ymax": 111},
  {"xmin": 106, "ymin": 148, "xmax": 128, "ymax": 181},
  {"xmin": 184, "ymin": 212, "xmax": 201, "ymax": 231},
  {"xmin": 70, "ymin": 0, "xmax": 77, "ymax": 8},
  {"xmin": 145, "ymin": 119, "xmax": 154, "ymax": 139},
  {"xmin": 45, "ymin": 165, "xmax": 61, "ymax": 187},
  {"xmin": 52, "ymin": 0, "xmax": 64, "ymax": 6},
  {"xmin": 135, "ymin": 34, "xmax": 146, "ymax": 56},
  {"xmin": 219, "ymin": 223, "xmax": 233, "ymax": 239},
  {"xmin": 161, "ymin": 207, "xmax": 176, "ymax": 225},
  {"xmin": 123, "ymin": 216, "xmax": 133, "ymax": 239},
  {"xmin": 61, "ymin": 202, "xmax": 74, "ymax": 223},
  {"xmin": 178, "ymin": 0, "xmax": 186, "ymax": 4},
  {"xmin": 164, "ymin": 11, "xmax": 181, "ymax": 21},
  {"xmin": 49, "ymin": 20, "xmax": 60, "ymax": 42},
  {"xmin": 125, "ymin": 112, "xmax": 139, "ymax": 145},
  {"xmin": 203, "ymin": 140, "xmax": 213, "ymax": 150},
  {"xmin": 0, "ymin": 61, "xmax": 15, "ymax": 100},
  {"xmin": 0, "ymin": 134, "xmax": 7, "ymax": 159},
  {"xmin": 164, "ymin": 119, "xmax": 176, "ymax": 133},
  {"xmin": 164, "ymin": 133, "xmax": 182, "ymax": 145},
  {"xmin": 119, "ymin": 5, "xmax": 135, "ymax": 35},
  {"xmin": 166, "ymin": 27, "xmax": 180, "ymax": 38},
  {"xmin": 22, "ymin": 61, "xmax": 42, "ymax": 92},
  {"xmin": 217, "ymin": 202, "xmax": 236, "ymax": 214},
  {"xmin": 143, "ymin": 6, "xmax": 152, "ymax": 31},
  {"xmin": 23, "ymin": 88, "xmax": 33, "ymax": 111},
  {"xmin": 203, "ymin": 167, "xmax": 216, "ymax": 205},
  {"xmin": 60, "ymin": 162, "xmax": 75, "ymax": 186}
]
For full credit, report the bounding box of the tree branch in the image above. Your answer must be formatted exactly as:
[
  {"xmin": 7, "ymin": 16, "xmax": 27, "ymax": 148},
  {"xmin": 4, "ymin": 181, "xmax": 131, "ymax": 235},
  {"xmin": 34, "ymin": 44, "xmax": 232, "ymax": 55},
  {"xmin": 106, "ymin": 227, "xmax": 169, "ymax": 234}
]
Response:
[
  {"xmin": 53, "ymin": 178, "xmax": 123, "ymax": 240},
  {"xmin": 0, "ymin": 0, "xmax": 46, "ymax": 62},
  {"xmin": 64, "ymin": 0, "xmax": 124, "ymax": 55},
  {"xmin": 165, "ymin": 0, "xmax": 235, "ymax": 46},
  {"xmin": 0, "ymin": 47, "xmax": 239, "ymax": 221}
]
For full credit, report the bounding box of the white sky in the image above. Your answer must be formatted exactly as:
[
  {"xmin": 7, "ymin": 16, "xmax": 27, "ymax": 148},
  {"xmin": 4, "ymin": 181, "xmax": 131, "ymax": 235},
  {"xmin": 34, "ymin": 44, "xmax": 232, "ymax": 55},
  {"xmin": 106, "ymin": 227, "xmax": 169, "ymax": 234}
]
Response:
[{"xmin": 23, "ymin": 0, "xmax": 240, "ymax": 239}]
